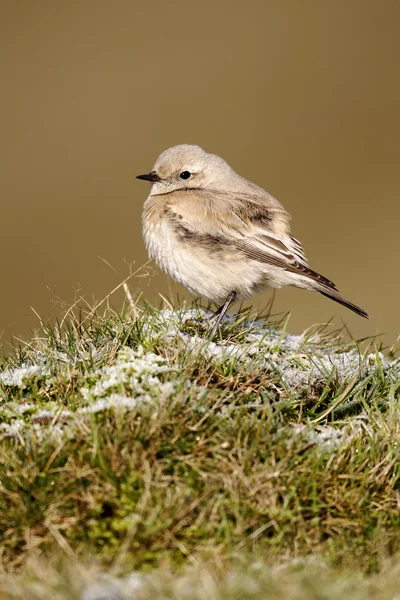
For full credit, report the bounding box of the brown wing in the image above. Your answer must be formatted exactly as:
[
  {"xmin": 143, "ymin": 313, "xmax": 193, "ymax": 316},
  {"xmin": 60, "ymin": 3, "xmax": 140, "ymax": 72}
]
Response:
[
  {"xmin": 167, "ymin": 188, "xmax": 337, "ymax": 289},
  {"xmin": 234, "ymin": 239, "xmax": 337, "ymax": 289}
]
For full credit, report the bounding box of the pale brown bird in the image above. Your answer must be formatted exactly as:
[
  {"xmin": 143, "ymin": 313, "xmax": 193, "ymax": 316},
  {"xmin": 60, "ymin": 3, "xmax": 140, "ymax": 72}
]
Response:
[{"xmin": 137, "ymin": 145, "xmax": 368, "ymax": 337}]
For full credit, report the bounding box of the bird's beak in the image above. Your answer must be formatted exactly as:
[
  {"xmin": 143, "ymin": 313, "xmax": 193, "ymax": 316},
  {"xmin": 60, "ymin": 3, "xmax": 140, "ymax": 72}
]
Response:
[{"xmin": 136, "ymin": 171, "xmax": 161, "ymax": 183}]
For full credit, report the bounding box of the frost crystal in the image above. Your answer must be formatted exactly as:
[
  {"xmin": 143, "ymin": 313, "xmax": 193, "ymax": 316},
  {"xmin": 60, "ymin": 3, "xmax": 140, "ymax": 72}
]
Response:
[
  {"xmin": 80, "ymin": 347, "xmax": 175, "ymax": 402},
  {"xmin": 0, "ymin": 365, "xmax": 45, "ymax": 388}
]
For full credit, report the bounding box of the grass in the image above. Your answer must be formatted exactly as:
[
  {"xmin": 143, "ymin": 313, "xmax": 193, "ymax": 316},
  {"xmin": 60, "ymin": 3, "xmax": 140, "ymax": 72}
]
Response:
[{"xmin": 0, "ymin": 290, "xmax": 399, "ymax": 598}]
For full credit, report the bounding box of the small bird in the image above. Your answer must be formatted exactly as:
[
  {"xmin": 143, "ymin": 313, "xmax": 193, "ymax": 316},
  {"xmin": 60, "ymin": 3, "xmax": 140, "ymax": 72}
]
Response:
[{"xmin": 137, "ymin": 145, "xmax": 368, "ymax": 337}]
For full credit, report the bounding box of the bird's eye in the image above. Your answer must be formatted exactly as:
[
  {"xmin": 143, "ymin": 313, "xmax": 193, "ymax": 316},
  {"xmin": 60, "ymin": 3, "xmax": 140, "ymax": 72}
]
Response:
[{"xmin": 180, "ymin": 171, "xmax": 191, "ymax": 180}]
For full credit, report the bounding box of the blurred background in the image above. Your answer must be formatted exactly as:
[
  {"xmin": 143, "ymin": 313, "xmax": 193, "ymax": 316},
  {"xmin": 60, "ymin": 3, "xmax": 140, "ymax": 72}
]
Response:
[{"xmin": 1, "ymin": 0, "xmax": 399, "ymax": 346}]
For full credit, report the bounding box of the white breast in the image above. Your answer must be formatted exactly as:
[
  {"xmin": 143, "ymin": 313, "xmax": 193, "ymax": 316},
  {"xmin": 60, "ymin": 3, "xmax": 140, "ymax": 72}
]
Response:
[{"xmin": 142, "ymin": 215, "xmax": 265, "ymax": 304}]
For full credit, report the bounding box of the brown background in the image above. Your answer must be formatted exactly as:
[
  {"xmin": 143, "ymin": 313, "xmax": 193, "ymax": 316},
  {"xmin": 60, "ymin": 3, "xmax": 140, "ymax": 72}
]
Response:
[{"xmin": 1, "ymin": 1, "xmax": 399, "ymax": 346}]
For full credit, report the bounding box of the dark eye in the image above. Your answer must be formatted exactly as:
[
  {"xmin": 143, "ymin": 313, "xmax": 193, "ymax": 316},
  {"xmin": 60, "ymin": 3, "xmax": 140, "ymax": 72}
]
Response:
[{"xmin": 180, "ymin": 171, "xmax": 191, "ymax": 180}]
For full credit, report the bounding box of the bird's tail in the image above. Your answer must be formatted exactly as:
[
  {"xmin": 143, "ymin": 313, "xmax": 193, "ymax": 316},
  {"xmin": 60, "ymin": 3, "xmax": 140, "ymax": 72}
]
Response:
[
  {"xmin": 317, "ymin": 284, "xmax": 368, "ymax": 319},
  {"xmin": 296, "ymin": 266, "xmax": 368, "ymax": 319}
]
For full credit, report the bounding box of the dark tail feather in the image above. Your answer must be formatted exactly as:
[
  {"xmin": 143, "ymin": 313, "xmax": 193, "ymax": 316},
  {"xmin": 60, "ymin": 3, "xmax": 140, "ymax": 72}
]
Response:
[{"xmin": 318, "ymin": 286, "xmax": 368, "ymax": 319}]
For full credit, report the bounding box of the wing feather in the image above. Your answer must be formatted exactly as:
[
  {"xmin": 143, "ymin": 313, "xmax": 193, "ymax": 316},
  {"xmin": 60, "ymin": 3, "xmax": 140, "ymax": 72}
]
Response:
[{"xmin": 167, "ymin": 188, "xmax": 337, "ymax": 289}]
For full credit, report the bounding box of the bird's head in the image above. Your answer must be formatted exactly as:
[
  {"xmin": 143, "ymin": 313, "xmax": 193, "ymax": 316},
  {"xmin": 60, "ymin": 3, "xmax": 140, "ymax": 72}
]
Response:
[{"xmin": 136, "ymin": 144, "xmax": 233, "ymax": 195}]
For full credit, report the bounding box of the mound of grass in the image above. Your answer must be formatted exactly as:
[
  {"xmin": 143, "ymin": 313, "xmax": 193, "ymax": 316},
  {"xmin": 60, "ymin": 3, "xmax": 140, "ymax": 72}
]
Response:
[{"xmin": 0, "ymin": 300, "xmax": 399, "ymax": 597}]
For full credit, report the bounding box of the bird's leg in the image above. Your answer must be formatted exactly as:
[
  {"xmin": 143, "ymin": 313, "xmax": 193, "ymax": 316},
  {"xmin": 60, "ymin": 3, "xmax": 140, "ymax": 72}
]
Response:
[
  {"xmin": 211, "ymin": 303, "xmax": 225, "ymax": 319},
  {"xmin": 208, "ymin": 291, "xmax": 236, "ymax": 339}
]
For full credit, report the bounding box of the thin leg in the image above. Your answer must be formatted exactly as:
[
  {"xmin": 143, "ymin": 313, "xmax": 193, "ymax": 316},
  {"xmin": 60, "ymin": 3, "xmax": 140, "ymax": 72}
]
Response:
[
  {"xmin": 208, "ymin": 291, "xmax": 236, "ymax": 339},
  {"xmin": 211, "ymin": 303, "xmax": 226, "ymax": 319}
]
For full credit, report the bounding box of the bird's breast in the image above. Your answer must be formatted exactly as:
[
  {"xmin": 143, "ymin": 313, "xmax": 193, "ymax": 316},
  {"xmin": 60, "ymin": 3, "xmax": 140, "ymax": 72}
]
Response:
[{"xmin": 142, "ymin": 200, "xmax": 265, "ymax": 304}]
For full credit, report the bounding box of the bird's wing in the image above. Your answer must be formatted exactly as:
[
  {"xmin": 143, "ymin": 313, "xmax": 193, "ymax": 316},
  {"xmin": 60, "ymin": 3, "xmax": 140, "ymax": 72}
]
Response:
[
  {"xmin": 233, "ymin": 222, "xmax": 337, "ymax": 289},
  {"xmin": 167, "ymin": 188, "xmax": 336, "ymax": 289}
]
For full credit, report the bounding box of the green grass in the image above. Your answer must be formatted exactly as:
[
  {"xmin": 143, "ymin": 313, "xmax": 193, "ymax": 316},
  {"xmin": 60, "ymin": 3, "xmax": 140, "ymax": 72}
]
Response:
[{"xmin": 0, "ymin": 297, "xmax": 399, "ymax": 598}]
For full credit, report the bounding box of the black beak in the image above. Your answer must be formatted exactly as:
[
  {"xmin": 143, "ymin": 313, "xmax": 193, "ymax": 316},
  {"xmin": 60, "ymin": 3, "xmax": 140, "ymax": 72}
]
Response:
[{"xmin": 136, "ymin": 170, "xmax": 161, "ymax": 183}]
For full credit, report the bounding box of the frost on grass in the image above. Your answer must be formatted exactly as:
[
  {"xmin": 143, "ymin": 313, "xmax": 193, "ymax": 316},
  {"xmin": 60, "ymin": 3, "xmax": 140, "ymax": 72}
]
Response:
[
  {"xmin": 0, "ymin": 364, "xmax": 47, "ymax": 388},
  {"xmin": 290, "ymin": 422, "xmax": 361, "ymax": 453},
  {"xmin": 0, "ymin": 307, "xmax": 398, "ymax": 443},
  {"xmin": 80, "ymin": 347, "xmax": 176, "ymax": 406},
  {"xmin": 148, "ymin": 307, "xmax": 399, "ymax": 388},
  {"xmin": 0, "ymin": 346, "xmax": 178, "ymax": 440}
]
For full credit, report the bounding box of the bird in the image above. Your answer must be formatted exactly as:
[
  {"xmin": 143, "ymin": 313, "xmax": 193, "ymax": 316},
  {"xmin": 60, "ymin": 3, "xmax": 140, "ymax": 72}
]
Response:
[{"xmin": 137, "ymin": 144, "xmax": 368, "ymax": 338}]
